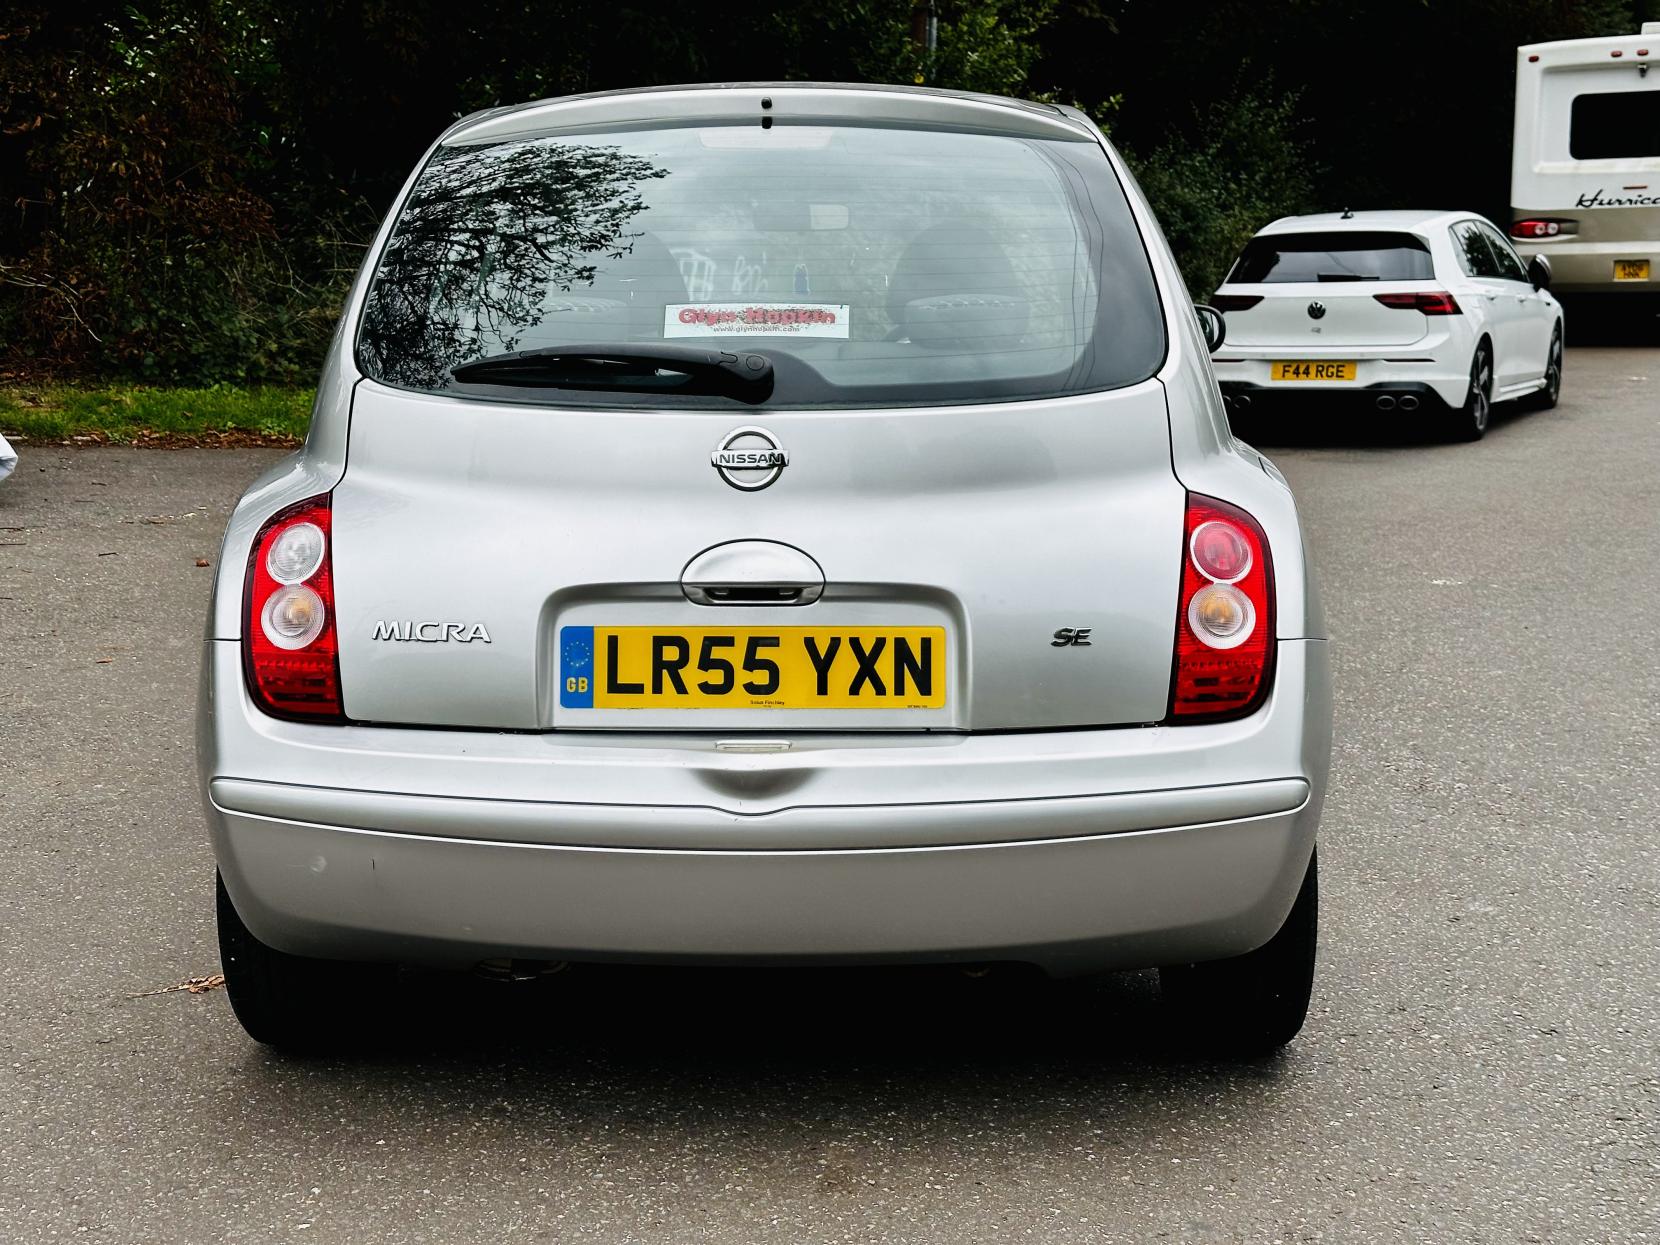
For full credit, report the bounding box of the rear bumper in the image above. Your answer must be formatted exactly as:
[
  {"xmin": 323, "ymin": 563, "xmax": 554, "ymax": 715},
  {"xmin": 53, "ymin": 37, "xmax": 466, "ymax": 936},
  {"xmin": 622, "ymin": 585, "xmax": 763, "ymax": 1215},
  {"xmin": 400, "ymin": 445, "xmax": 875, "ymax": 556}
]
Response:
[
  {"xmin": 1218, "ymin": 378, "xmax": 1459, "ymax": 414},
  {"xmin": 213, "ymin": 802, "xmax": 1314, "ymax": 976},
  {"xmin": 201, "ymin": 639, "xmax": 1331, "ymax": 974},
  {"xmin": 1512, "ymin": 240, "xmax": 1658, "ymax": 296},
  {"xmin": 1211, "ymin": 357, "xmax": 1469, "ymax": 409}
]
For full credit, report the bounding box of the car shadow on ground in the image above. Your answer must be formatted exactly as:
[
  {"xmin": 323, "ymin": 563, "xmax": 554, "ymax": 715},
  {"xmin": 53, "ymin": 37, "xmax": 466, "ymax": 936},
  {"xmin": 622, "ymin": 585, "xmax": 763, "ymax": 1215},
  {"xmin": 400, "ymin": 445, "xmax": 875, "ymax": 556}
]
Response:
[
  {"xmin": 1562, "ymin": 302, "xmax": 1660, "ymax": 349},
  {"xmin": 211, "ymin": 965, "xmax": 1312, "ymax": 1191},
  {"xmin": 1230, "ymin": 400, "xmax": 1536, "ymax": 451},
  {"xmin": 228, "ymin": 963, "xmax": 1300, "ymax": 1105}
]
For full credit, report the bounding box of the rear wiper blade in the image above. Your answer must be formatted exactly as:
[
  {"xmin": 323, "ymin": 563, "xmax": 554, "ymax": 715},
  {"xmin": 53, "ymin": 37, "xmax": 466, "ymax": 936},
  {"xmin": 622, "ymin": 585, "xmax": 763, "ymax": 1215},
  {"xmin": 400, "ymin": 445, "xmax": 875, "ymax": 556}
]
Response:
[
  {"xmin": 1314, "ymin": 273, "xmax": 1376, "ymax": 282},
  {"xmin": 449, "ymin": 344, "xmax": 774, "ymax": 402}
]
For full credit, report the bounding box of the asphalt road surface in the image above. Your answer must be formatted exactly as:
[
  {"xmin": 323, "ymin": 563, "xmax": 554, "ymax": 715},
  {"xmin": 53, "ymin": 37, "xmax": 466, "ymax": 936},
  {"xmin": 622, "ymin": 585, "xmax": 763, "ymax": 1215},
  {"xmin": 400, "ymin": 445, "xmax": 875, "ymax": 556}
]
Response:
[{"xmin": 2, "ymin": 347, "xmax": 1656, "ymax": 1244}]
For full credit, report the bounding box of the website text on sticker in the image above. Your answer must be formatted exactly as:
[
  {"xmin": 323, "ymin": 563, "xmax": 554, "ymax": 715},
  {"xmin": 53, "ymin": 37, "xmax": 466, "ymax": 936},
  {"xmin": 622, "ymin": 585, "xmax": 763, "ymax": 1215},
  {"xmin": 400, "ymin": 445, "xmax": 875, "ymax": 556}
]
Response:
[{"xmin": 665, "ymin": 303, "xmax": 852, "ymax": 339}]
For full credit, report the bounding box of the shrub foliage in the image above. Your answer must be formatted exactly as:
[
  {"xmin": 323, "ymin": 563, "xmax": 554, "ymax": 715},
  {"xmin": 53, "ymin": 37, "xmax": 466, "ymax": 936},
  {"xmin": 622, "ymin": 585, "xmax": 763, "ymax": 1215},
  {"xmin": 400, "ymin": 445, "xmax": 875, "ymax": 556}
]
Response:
[{"xmin": 0, "ymin": 0, "xmax": 1636, "ymax": 382}]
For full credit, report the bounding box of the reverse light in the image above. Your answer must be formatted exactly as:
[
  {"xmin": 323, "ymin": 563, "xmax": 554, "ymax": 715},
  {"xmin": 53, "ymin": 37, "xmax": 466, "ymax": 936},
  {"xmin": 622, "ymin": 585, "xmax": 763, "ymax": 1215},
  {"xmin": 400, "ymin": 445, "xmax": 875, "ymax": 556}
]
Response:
[
  {"xmin": 1168, "ymin": 494, "xmax": 1274, "ymax": 721},
  {"xmin": 243, "ymin": 496, "xmax": 344, "ymax": 720},
  {"xmin": 265, "ymin": 521, "xmax": 325, "ymax": 584},
  {"xmin": 1374, "ymin": 291, "xmax": 1461, "ymax": 315}
]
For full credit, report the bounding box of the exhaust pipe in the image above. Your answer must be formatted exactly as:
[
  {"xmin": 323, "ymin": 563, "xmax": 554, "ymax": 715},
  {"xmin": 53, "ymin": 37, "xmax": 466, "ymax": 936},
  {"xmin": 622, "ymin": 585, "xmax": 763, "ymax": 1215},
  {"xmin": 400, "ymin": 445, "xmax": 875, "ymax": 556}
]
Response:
[
  {"xmin": 1376, "ymin": 395, "xmax": 1397, "ymax": 411},
  {"xmin": 1399, "ymin": 394, "xmax": 1420, "ymax": 411},
  {"xmin": 474, "ymin": 958, "xmax": 570, "ymax": 982},
  {"xmin": 1234, "ymin": 394, "xmax": 1253, "ymax": 410}
]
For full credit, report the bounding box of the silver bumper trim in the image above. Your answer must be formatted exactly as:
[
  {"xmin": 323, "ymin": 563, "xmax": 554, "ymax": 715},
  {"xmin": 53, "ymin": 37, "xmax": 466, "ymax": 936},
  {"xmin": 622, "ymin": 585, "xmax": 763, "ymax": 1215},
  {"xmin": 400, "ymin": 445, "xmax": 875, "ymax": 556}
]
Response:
[
  {"xmin": 209, "ymin": 774, "xmax": 1309, "ymax": 852},
  {"xmin": 213, "ymin": 800, "xmax": 1315, "ymax": 975}
]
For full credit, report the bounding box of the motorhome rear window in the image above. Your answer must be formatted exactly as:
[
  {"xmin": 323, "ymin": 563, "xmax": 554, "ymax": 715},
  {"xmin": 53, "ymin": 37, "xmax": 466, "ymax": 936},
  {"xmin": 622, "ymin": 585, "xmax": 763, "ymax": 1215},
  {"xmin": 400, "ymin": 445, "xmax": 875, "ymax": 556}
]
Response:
[
  {"xmin": 1227, "ymin": 232, "xmax": 1434, "ymax": 283},
  {"xmin": 1569, "ymin": 90, "xmax": 1660, "ymax": 160}
]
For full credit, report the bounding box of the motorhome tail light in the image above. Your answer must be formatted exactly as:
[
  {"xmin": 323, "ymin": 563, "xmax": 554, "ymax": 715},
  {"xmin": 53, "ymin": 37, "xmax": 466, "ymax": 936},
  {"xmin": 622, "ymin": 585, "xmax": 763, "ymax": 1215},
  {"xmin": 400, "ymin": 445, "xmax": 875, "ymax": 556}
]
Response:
[
  {"xmin": 1209, "ymin": 294, "xmax": 1264, "ymax": 312},
  {"xmin": 243, "ymin": 496, "xmax": 345, "ymax": 720},
  {"xmin": 1510, "ymin": 218, "xmax": 1577, "ymax": 239},
  {"xmin": 1374, "ymin": 291, "xmax": 1462, "ymax": 315},
  {"xmin": 1167, "ymin": 494, "xmax": 1275, "ymax": 721}
]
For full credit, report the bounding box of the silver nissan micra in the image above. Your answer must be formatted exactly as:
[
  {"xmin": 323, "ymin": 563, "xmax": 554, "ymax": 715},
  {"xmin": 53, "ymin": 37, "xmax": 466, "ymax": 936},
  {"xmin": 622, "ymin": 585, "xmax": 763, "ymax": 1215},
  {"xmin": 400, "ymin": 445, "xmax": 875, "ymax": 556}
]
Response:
[{"xmin": 200, "ymin": 83, "xmax": 1331, "ymax": 1055}]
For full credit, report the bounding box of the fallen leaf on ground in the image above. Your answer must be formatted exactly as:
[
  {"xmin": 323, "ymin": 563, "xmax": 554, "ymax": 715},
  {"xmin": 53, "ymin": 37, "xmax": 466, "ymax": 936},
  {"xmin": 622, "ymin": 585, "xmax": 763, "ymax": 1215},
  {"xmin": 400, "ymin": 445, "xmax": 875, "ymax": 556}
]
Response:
[
  {"xmin": 128, "ymin": 974, "xmax": 226, "ymax": 999},
  {"xmin": 195, "ymin": 558, "xmax": 211, "ymax": 567},
  {"xmin": 94, "ymin": 658, "xmax": 113, "ymax": 664}
]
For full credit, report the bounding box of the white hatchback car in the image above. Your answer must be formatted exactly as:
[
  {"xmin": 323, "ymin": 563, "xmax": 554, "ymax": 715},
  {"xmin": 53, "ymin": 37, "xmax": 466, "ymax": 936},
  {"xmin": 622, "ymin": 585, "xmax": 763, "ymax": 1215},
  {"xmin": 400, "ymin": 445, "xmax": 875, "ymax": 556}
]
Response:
[{"xmin": 1210, "ymin": 210, "xmax": 1564, "ymax": 439}]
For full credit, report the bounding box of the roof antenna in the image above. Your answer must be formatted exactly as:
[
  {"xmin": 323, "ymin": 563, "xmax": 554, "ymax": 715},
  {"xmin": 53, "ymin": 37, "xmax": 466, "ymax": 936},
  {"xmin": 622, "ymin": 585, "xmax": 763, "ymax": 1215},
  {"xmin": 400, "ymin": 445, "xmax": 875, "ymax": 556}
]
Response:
[{"xmin": 1340, "ymin": 206, "xmax": 1354, "ymax": 219}]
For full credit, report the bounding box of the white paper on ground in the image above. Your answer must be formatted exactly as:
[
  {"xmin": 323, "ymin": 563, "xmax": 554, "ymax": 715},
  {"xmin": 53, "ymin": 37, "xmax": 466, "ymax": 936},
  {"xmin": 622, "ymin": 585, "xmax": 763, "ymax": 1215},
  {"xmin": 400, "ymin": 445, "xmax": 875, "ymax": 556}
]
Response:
[
  {"xmin": 0, "ymin": 432, "xmax": 16, "ymax": 483},
  {"xmin": 664, "ymin": 303, "xmax": 851, "ymax": 339}
]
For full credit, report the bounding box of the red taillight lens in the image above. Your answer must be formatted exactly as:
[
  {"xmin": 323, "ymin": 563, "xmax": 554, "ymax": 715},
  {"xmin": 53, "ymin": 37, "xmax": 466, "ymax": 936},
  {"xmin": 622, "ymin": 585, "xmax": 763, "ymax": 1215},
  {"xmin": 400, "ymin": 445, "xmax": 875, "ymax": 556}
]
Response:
[
  {"xmin": 1509, "ymin": 218, "xmax": 1575, "ymax": 239},
  {"xmin": 1168, "ymin": 494, "xmax": 1274, "ymax": 721},
  {"xmin": 1373, "ymin": 291, "xmax": 1461, "ymax": 315},
  {"xmin": 243, "ymin": 495, "xmax": 345, "ymax": 721},
  {"xmin": 1210, "ymin": 294, "xmax": 1264, "ymax": 312}
]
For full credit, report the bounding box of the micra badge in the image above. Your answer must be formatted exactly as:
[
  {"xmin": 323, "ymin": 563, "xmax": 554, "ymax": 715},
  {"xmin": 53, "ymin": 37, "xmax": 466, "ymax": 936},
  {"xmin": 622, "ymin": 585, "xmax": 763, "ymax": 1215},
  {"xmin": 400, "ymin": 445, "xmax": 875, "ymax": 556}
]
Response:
[{"xmin": 372, "ymin": 621, "xmax": 492, "ymax": 643}]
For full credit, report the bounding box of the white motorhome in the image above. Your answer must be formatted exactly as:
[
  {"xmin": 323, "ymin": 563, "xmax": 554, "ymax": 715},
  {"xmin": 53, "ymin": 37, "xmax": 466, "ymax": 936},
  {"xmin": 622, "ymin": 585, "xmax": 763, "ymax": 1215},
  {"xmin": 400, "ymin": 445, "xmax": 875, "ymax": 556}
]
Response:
[{"xmin": 1511, "ymin": 23, "xmax": 1660, "ymax": 300}]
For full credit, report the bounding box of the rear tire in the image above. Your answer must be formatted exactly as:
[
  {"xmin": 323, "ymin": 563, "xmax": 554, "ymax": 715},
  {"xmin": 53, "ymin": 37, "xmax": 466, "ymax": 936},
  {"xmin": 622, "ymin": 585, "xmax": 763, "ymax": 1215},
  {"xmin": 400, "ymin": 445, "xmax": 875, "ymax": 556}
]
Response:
[
  {"xmin": 1159, "ymin": 847, "xmax": 1317, "ymax": 1057},
  {"xmin": 1453, "ymin": 344, "xmax": 1493, "ymax": 441},
  {"xmin": 1523, "ymin": 324, "xmax": 1562, "ymax": 411},
  {"xmin": 217, "ymin": 873, "xmax": 393, "ymax": 1053}
]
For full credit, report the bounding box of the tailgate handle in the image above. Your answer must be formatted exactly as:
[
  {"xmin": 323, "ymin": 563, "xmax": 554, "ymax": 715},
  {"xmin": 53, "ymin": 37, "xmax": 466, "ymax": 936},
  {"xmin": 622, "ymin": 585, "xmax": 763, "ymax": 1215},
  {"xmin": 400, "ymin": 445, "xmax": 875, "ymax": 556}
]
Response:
[{"xmin": 681, "ymin": 540, "xmax": 825, "ymax": 607}]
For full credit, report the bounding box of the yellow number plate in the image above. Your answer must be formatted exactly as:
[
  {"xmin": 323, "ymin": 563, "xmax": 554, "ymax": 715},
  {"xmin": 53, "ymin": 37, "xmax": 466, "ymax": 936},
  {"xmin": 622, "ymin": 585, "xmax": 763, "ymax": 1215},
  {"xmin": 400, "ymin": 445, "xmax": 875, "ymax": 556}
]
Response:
[
  {"xmin": 1271, "ymin": 361, "xmax": 1357, "ymax": 381},
  {"xmin": 558, "ymin": 626, "xmax": 947, "ymax": 710},
  {"xmin": 1614, "ymin": 259, "xmax": 1651, "ymax": 281}
]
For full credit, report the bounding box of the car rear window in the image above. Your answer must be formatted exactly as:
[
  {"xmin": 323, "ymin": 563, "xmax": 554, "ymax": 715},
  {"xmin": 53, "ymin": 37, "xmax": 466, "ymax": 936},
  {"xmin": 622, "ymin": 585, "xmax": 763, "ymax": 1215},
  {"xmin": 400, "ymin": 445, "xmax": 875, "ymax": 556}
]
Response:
[
  {"xmin": 354, "ymin": 121, "xmax": 1165, "ymax": 408},
  {"xmin": 1227, "ymin": 232, "xmax": 1435, "ymax": 283},
  {"xmin": 1570, "ymin": 90, "xmax": 1660, "ymax": 160}
]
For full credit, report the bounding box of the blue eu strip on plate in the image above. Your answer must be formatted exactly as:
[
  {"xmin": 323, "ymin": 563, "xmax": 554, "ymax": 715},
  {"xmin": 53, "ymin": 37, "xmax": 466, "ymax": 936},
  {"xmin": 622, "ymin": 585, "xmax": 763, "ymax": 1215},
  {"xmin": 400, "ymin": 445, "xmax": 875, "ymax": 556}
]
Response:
[{"xmin": 559, "ymin": 625, "xmax": 594, "ymax": 708}]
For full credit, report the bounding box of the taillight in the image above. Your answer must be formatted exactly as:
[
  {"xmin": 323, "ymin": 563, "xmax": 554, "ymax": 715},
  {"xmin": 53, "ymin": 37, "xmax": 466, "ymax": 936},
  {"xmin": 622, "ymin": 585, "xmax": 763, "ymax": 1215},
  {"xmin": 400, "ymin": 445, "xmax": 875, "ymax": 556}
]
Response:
[
  {"xmin": 1373, "ymin": 291, "xmax": 1461, "ymax": 315},
  {"xmin": 1509, "ymin": 218, "xmax": 1576, "ymax": 239},
  {"xmin": 1209, "ymin": 294, "xmax": 1263, "ymax": 312},
  {"xmin": 243, "ymin": 495, "xmax": 345, "ymax": 721},
  {"xmin": 1167, "ymin": 494, "xmax": 1274, "ymax": 721}
]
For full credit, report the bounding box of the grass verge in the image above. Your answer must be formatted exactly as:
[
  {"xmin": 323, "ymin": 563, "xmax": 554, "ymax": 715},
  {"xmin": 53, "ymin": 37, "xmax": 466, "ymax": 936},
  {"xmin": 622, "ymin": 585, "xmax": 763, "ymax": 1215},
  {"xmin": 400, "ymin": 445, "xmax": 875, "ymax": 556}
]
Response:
[{"xmin": 0, "ymin": 384, "xmax": 312, "ymax": 447}]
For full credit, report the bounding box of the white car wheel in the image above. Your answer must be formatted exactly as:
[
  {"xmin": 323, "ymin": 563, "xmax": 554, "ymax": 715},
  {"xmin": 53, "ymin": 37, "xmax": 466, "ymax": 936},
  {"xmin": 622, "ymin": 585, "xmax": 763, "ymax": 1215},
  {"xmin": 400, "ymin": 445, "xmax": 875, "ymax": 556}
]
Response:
[{"xmin": 1456, "ymin": 344, "xmax": 1493, "ymax": 441}]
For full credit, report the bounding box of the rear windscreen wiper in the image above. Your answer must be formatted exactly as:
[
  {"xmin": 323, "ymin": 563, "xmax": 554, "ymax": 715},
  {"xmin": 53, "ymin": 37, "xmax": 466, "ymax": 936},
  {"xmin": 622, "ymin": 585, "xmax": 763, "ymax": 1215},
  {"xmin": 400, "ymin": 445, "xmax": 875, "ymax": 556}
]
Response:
[
  {"xmin": 449, "ymin": 344, "xmax": 774, "ymax": 402},
  {"xmin": 1314, "ymin": 273, "xmax": 1376, "ymax": 282}
]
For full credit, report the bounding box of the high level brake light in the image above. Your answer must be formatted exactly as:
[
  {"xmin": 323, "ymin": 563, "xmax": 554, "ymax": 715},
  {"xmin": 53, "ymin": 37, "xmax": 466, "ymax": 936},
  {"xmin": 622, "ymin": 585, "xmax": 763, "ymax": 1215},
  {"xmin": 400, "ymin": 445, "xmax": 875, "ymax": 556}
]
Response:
[
  {"xmin": 1373, "ymin": 292, "xmax": 1461, "ymax": 315},
  {"xmin": 243, "ymin": 495, "xmax": 345, "ymax": 720},
  {"xmin": 1167, "ymin": 495, "xmax": 1275, "ymax": 721}
]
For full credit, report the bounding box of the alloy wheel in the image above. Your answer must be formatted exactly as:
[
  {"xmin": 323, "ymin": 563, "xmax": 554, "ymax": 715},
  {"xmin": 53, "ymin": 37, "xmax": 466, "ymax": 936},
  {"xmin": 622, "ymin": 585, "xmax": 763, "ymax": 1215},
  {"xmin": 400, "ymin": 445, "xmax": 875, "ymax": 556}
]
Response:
[{"xmin": 1470, "ymin": 349, "xmax": 1492, "ymax": 435}]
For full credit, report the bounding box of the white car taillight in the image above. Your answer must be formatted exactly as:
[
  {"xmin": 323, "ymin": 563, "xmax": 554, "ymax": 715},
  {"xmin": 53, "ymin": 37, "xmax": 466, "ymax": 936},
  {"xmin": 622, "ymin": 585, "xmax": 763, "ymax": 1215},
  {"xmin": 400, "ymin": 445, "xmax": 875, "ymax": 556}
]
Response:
[
  {"xmin": 243, "ymin": 496, "xmax": 344, "ymax": 720},
  {"xmin": 1168, "ymin": 494, "xmax": 1275, "ymax": 721}
]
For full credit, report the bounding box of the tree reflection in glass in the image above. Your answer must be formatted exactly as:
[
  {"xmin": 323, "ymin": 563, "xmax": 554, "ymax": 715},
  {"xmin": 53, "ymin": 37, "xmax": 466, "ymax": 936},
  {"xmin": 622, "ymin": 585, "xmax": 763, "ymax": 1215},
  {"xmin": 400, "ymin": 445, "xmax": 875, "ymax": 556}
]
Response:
[{"xmin": 358, "ymin": 140, "xmax": 669, "ymax": 388}]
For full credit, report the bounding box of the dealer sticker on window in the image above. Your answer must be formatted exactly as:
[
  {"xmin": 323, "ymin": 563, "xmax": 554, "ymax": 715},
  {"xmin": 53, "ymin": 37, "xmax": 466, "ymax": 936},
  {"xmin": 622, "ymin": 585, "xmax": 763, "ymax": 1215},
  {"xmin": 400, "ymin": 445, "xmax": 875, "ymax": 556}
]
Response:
[{"xmin": 665, "ymin": 302, "xmax": 851, "ymax": 339}]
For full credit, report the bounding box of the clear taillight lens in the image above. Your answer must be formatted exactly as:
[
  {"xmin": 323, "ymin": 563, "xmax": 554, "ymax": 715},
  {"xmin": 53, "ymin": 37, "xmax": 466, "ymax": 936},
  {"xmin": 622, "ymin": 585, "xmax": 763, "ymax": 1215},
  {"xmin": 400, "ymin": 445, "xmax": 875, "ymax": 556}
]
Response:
[
  {"xmin": 265, "ymin": 521, "xmax": 325, "ymax": 584},
  {"xmin": 243, "ymin": 496, "xmax": 344, "ymax": 720},
  {"xmin": 1168, "ymin": 494, "xmax": 1275, "ymax": 721}
]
